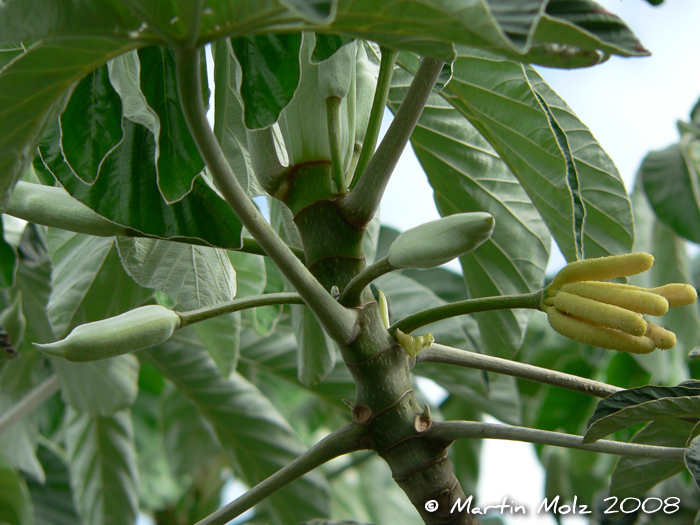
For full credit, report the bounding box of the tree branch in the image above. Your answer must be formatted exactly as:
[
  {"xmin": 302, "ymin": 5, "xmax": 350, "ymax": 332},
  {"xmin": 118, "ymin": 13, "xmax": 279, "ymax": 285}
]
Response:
[
  {"xmin": 350, "ymin": 46, "xmax": 399, "ymax": 189},
  {"xmin": 427, "ymin": 421, "xmax": 686, "ymax": 462},
  {"xmin": 195, "ymin": 423, "xmax": 368, "ymax": 525},
  {"xmin": 339, "ymin": 56, "xmax": 444, "ymax": 226},
  {"xmin": 175, "ymin": 47, "xmax": 359, "ymax": 345},
  {"xmin": 178, "ymin": 292, "xmax": 304, "ymax": 327},
  {"xmin": 392, "ymin": 291, "xmax": 542, "ymax": 335},
  {"xmin": 0, "ymin": 375, "xmax": 60, "ymax": 435},
  {"xmin": 417, "ymin": 343, "xmax": 622, "ymax": 399}
]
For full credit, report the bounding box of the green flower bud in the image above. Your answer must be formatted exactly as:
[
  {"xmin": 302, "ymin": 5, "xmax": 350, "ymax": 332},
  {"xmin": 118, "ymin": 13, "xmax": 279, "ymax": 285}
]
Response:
[
  {"xmin": 35, "ymin": 305, "xmax": 181, "ymax": 362},
  {"xmin": 318, "ymin": 40, "xmax": 356, "ymax": 100},
  {"xmin": 387, "ymin": 212, "xmax": 494, "ymax": 269}
]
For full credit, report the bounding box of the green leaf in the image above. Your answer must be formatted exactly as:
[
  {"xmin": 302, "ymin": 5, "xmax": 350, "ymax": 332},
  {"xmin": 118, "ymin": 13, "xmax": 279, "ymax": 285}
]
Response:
[
  {"xmin": 0, "ymin": 217, "xmax": 18, "ymax": 289},
  {"xmin": 311, "ymin": 34, "xmax": 355, "ymax": 63},
  {"xmin": 231, "ymin": 33, "xmax": 303, "ymax": 129},
  {"xmin": 46, "ymin": 231, "xmax": 115, "ymax": 338},
  {"xmin": 610, "ymin": 419, "xmax": 694, "ymax": 499},
  {"xmin": 0, "ymin": 292, "xmax": 25, "ymax": 352},
  {"xmin": 39, "ymin": 117, "xmax": 245, "ymax": 250},
  {"xmin": 137, "ymin": 46, "xmax": 205, "ymax": 203},
  {"xmin": 212, "ymin": 40, "xmax": 262, "ymax": 197},
  {"xmin": 52, "ymin": 355, "xmax": 139, "ymax": 417},
  {"xmin": 441, "ymin": 47, "xmax": 634, "ymax": 262},
  {"xmin": 292, "ymin": 305, "xmax": 336, "ymax": 387},
  {"xmin": 238, "ymin": 324, "xmax": 356, "ymax": 411},
  {"xmin": 59, "ymin": 64, "xmax": 124, "ymax": 184},
  {"xmin": 0, "ymin": 38, "xmax": 134, "ymax": 213},
  {"xmin": 145, "ymin": 328, "xmax": 331, "ymax": 524},
  {"xmin": 0, "ymin": 393, "xmax": 45, "ymax": 483},
  {"xmin": 116, "ymin": 237, "xmax": 236, "ymax": 310},
  {"xmin": 641, "ymin": 142, "xmax": 700, "ymax": 244},
  {"xmin": 280, "ymin": 0, "xmax": 336, "ymax": 24},
  {"xmin": 193, "ymin": 312, "xmax": 241, "ymax": 376},
  {"xmin": 651, "ymin": 221, "xmax": 700, "ymax": 357},
  {"xmin": 26, "ymin": 445, "xmax": 81, "ymax": 525},
  {"xmin": 0, "ymin": 1, "xmax": 140, "ymax": 42},
  {"xmin": 160, "ymin": 386, "xmax": 222, "ymax": 478},
  {"xmin": 584, "ymin": 382, "xmax": 700, "ymax": 444},
  {"xmin": 528, "ymin": 0, "xmax": 649, "ymax": 68},
  {"xmin": 65, "ymin": 409, "xmax": 139, "ymax": 525},
  {"xmin": 440, "ymin": 396, "xmax": 481, "ymax": 497},
  {"xmin": 687, "ymin": 433, "xmax": 700, "ymax": 491},
  {"xmin": 0, "ymin": 456, "xmax": 34, "ymax": 525},
  {"xmin": 390, "ymin": 63, "xmax": 549, "ymax": 356}
]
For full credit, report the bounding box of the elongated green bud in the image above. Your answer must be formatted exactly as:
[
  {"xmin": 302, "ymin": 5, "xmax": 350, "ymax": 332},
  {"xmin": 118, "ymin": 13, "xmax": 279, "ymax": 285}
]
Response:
[
  {"xmin": 545, "ymin": 306, "xmax": 655, "ymax": 354},
  {"xmin": 387, "ymin": 212, "xmax": 494, "ymax": 269},
  {"xmin": 318, "ymin": 41, "xmax": 356, "ymax": 100},
  {"xmin": 353, "ymin": 43, "xmax": 378, "ymax": 147},
  {"xmin": 645, "ymin": 322, "xmax": 676, "ymax": 350},
  {"xmin": 6, "ymin": 181, "xmax": 129, "ymax": 237},
  {"xmin": 552, "ymin": 291, "xmax": 647, "ymax": 336},
  {"xmin": 560, "ymin": 281, "xmax": 669, "ymax": 316},
  {"xmin": 550, "ymin": 253, "xmax": 654, "ymax": 289},
  {"xmin": 35, "ymin": 305, "xmax": 181, "ymax": 362}
]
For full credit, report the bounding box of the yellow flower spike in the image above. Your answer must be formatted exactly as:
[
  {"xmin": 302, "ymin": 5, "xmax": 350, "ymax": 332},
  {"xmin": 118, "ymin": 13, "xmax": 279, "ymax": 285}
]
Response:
[
  {"xmin": 645, "ymin": 322, "xmax": 677, "ymax": 350},
  {"xmin": 545, "ymin": 306, "xmax": 656, "ymax": 354},
  {"xmin": 560, "ymin": 282, "xmax": 669, "ymax": 316},
  {"xmin": 552, "ymin": 291, "xmax": 647, "ymax": 336},
  {"xmin": 649, "ymin": 283, "xmax": 698, "ymax": 307},
  {"xmin": 549, "ymin": 253, "xmax": 654, "ymax": 289}
]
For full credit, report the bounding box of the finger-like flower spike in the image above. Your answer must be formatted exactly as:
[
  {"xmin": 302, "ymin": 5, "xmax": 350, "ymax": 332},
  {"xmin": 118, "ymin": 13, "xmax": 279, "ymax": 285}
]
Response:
[{"xmin": 542, "ymin": 253, "xmax": 698, "ymax": 354}]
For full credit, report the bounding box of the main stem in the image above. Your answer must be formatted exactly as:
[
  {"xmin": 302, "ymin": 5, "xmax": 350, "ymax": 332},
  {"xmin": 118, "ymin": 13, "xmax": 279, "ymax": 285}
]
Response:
[{"xmin": 175, "ymin": 47, "xmax": 358, "ymax": 345}]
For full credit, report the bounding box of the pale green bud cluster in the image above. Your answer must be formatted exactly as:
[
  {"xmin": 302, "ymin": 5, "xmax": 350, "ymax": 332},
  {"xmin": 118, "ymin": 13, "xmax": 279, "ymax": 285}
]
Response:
[
  {"xmin": 35, "ymin": 305, "xmax": 181, "ymax": 362},
  {"xmin": 387, "ymin": 212, "xmax": 494, "ymax": 269},
  {"xmin": 542, "ymin": 253, "xmax": 697, "ymax": 354}
]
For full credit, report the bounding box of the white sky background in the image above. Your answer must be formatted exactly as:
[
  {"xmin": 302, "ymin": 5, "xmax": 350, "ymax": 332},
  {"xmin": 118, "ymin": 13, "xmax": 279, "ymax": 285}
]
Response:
[{"xmin": 381, "ymin": 1, "xmax": 700, "ymax": 523}]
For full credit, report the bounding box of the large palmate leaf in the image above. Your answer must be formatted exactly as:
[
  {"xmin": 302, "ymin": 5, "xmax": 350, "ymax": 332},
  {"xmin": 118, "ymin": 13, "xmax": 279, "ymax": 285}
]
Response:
[
  {"xmin": 38, "ymin": 117, "xmax": 244, "ymax": 250},
  {"xmin": 145, "ymin": 329, "xmax": 331, "ymax": 524},
  {"xmin": 440, "ymin": 47, "xmax": 634, "ymax": 262},
  {"xmin": 0, "ymin": 38, "xmax": 134, "ymax": 212},
  {"xmin": 389, "ymin": 59, "xmax": 549, "ymax": 357},
  {"xmin": 0, "ymin": 393, "xmax": 45, "ymax": 483},
  {"xmin": 116, "ymin": 237, "xmax": 236, "ymax": 310},
  {"xmin": 0, "ymin": 217, "xmax": 18, "ymax": 289},
  {"xmin": 610, "ymin": 419, "xmax": 695, "ymax": 500},
  {"xmin": 64, "ymin": 409, "xmax": 139, "ymax": 525}
]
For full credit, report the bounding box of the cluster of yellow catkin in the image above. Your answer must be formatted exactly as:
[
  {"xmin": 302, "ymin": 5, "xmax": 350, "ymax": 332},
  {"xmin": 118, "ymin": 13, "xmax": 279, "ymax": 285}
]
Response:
[{"xmin": 542, "ymin": 253, "xmax": 697, "ymax": 354}]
